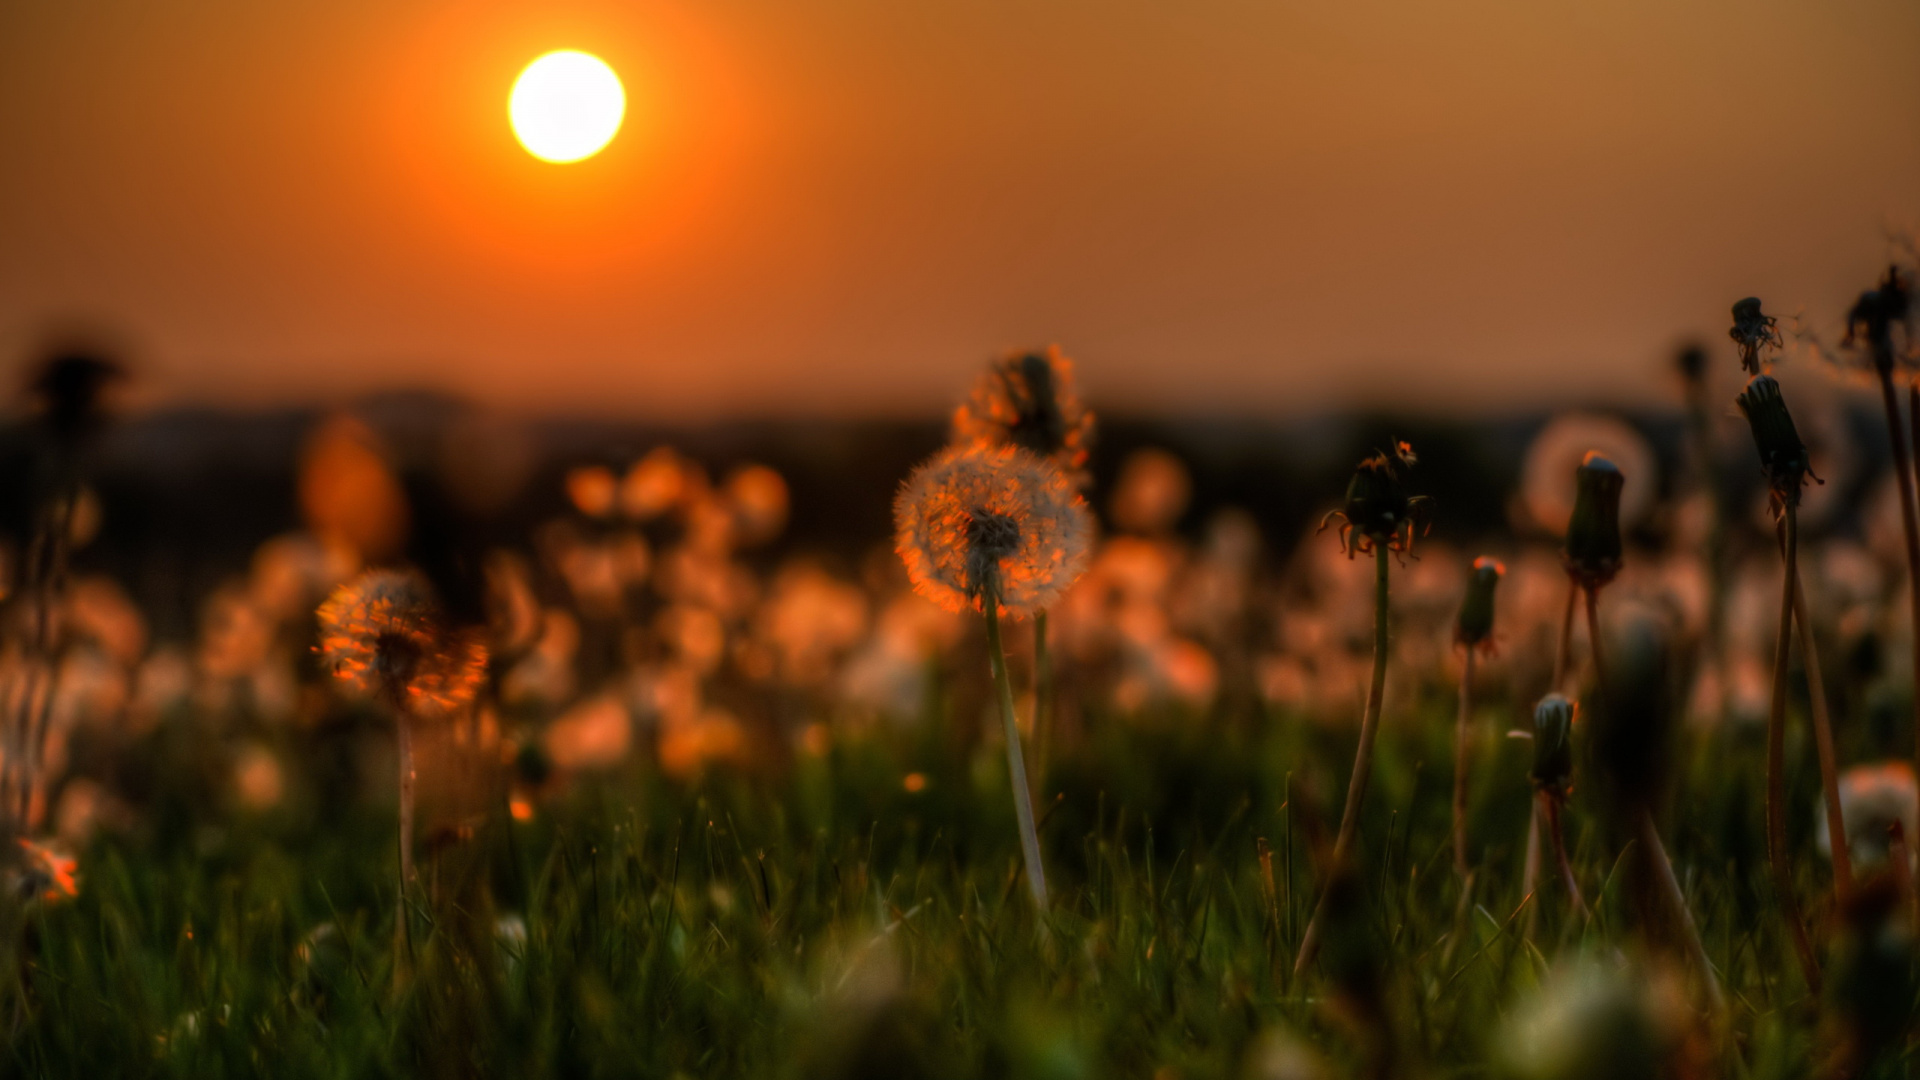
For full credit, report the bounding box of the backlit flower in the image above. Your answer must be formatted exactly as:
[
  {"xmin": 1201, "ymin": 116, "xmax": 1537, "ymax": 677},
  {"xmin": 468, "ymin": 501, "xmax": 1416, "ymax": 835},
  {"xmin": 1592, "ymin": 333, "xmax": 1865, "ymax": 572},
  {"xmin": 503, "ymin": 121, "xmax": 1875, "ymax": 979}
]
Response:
[
  {"xmin": 1563, "ymin": 452, "xmax": 1624, "ymax": 589},
  {"xmin": 950, "ymin": 346, "xmax": 1095, "ymax": 485},
  {"xmin": 10, "ymin": 838, "xmax": 78, "ymax": 904},
  {"xmin": 894, "ymin": 444, "xmax": 1094, "ymax": 617},
  {"xmin": 1455, "ymin": 556, "xmax": 1505, "ymax": 653},
  {"xmin": 315, "ymin": 570, "xmax": 486, "ymax": 716}
]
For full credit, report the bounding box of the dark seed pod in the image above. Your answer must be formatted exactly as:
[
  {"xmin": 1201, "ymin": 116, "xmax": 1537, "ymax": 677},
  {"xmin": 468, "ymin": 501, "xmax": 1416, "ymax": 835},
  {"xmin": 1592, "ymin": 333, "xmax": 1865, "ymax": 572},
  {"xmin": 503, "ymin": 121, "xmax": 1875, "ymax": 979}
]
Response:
[
  {"xmin": 1563, "ymin": 452, "xmax": 1624, "ymax": 590},
  {"xmin": 1455, "ymin": 556, "xmax": 1505, "ymax": 651},
  {"xmin": 1530, "ymin": 693, "xmax": 1576, "ymax": 796},
  {"xmin": 1735, "ymin": 374, "xmax": 1811, "ymax": 511}
]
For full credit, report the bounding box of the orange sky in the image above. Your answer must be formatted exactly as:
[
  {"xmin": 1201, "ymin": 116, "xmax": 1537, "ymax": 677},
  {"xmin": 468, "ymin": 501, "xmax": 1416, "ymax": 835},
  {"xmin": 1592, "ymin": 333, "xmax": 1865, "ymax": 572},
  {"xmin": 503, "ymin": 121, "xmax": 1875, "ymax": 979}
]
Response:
[{"xmin": 0, "ymin": 0, "xmax": 1915, "ymax": 419}]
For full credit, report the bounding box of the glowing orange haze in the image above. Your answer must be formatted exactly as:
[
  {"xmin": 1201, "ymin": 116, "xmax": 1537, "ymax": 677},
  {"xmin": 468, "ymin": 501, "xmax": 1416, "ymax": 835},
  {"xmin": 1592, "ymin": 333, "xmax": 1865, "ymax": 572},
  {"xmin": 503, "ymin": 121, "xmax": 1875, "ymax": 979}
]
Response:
[{"xmin": 0, "ymin": 0, "xmax": 1915, "ymax": 419}]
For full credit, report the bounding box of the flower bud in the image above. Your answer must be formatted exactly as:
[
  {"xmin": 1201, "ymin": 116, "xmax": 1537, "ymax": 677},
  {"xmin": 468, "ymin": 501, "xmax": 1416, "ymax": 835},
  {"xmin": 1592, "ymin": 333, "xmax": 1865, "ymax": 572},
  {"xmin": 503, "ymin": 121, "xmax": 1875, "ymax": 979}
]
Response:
[
  {"xmin": 1563, "ymin": 452, "xmax": 1623, "ymax": 589},
  {"xmin": 1531, "ymin": 693, "xmax": 1576, "ymax": 795},
  {"xmin": 1735, "ymin": 374, "xmax": 1810, "ymax": 509},
  {"xmin": 1455, "ymin": 556, "xmax": 1505, "ymax": 650}
]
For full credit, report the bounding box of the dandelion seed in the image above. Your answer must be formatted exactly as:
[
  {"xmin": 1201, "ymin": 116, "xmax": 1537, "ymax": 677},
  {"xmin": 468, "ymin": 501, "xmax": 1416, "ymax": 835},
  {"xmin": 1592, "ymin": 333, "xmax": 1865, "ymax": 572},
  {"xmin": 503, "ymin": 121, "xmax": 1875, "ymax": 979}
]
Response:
[{"xmin": 893, "ymin": 444, "xmax": 1093, "ymax": 618}]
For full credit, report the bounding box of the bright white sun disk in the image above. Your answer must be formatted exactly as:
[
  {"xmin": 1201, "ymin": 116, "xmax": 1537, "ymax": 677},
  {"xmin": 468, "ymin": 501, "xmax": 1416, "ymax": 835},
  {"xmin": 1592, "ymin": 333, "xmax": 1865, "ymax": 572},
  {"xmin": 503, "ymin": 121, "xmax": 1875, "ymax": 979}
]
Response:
[{"xmin": 510, "ymin": 50, "xmax": 625, "ymax": 163}]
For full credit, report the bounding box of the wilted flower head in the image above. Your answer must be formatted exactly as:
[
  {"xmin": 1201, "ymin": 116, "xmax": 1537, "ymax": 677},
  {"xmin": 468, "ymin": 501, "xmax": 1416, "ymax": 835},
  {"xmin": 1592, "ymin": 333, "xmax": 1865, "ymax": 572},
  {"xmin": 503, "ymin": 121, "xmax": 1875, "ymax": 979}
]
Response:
[
  {"xmin": 1321, "ymin": 442, "xmax": 1431, "ymax": 558},
  {"xmin": 1844, "ymin": 265, "xmax": 1913, "ymax": 372},
  {"xmin": 316, "ymin": 569, "xmax": 487, "ymax": 716},
  {"xmin": 894, "ymin": 444, "xmax": 1094, "ymax": 617},
  {"xmin": 950, "ymin": 345, "xmax": 1095, "ymax": 485},
  {"xmin": 1735, "ymin": 374, "xmax": 1814, "ymax": 514},
  {"xmin": 1729, "ymin": 296, "xmax": 1781, "ymax": 374},
  {"xmin": 1531, "ymin": 693, "xmax": 1576, "ymax": 796},
  {"xmin": 1564, "ymin": 452, "xmax": 1624, "ymax": 589},
  {"xmin": 1455, "ymin": 556, "xmax": 1504, "ymax": 652}
]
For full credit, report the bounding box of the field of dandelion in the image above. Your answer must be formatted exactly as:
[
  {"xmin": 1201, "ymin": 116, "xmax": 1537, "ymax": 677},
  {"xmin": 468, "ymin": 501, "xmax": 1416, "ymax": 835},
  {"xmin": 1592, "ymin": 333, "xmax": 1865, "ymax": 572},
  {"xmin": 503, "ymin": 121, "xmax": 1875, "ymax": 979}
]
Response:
[{"xmin": 3, "ymin": 270, "xmax": 1920, "ymax": 1077}]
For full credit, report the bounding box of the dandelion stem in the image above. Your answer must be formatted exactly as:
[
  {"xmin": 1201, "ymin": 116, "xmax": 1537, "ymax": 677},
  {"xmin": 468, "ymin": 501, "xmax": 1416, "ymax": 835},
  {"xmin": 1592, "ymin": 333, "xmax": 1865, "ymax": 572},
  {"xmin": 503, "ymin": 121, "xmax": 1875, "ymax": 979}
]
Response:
[
  {"xmin": 1790, "ymin": 554, "xmax": 1852, "ymax": 900},
  {"xmin": 985, "ymin": 599, "xmax": 1048, "ymax": 910},
  {"xmin": 1637, "ymin": 808, "xmax": 1726, "ymax": 1015},
  {"xmin": 1033, "ymin": 610, "xmax": 1053, "ymax": 777},
  {"xmin": 1452, "ymin": 646, "xmax": 1475, "ymax": 879},
  {"xmin": 1540, "ymin": 791, "xmax": 1588, "ymax": 922},
  {"xmin": 1519, "ymin": 799, "xmax": 1541, "ymax": 940},
  {"xmin": 1552, "ymin": 579, "xmax": 1577, "ymax": 692},
  {"xmin": 1875, "ymin": 373, "xmax": 1920, "ymax": 773},
  {"xmin": 394, "ymin": 699, "xmax": 417, "ymax": 974},
  {"xmin": 1765, "ymin": 506, "xmax": 1821, "ymax": 992},
  {"xmin": 1295, "ymin": 543, "xmax": 1391, "ymax": 974}
]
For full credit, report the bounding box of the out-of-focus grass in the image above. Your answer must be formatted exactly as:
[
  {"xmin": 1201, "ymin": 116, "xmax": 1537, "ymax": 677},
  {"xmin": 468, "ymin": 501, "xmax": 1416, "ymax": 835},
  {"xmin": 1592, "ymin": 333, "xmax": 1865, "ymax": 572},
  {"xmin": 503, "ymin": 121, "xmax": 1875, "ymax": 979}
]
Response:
[{"xmin": 0, "ymin": 695, "xmax": 1873, "ymax": 1078}]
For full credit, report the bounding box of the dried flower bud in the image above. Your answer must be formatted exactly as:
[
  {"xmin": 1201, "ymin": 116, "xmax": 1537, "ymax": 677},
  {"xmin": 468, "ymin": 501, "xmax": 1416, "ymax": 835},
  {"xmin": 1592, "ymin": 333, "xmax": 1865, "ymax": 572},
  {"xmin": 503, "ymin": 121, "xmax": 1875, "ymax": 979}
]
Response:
[
  {"xmin": 1735, "ymin": 374, "xmax": 1811, "ymax": 512},
  {"xmin": 1530, "ymin": 693, "xmax": 1576, "ymax": 796},
  {"xmin": 1563, "ymin": 452, "xmax": 1623, "ymax": 589},
  {"xmin": 1321, "ymin": 441, "xmax": 1431, "ymax": 558},
  {"xmin": 1455, "ymin": 556, "xmax": 1505, "ymax": 651},
  {"xmin": 1728, "ymin": 296, "xmax": 1780, "ymax": 374}
]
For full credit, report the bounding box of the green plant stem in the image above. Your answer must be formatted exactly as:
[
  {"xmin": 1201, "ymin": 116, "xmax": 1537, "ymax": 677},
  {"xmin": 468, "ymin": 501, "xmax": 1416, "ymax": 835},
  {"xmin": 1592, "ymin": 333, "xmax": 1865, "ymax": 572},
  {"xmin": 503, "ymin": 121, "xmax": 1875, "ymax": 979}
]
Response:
[
  {"xmin": 1295, "ymin": 543, "xmax": 1390, "ymax": 974},
  {"xmin": 1452, "ymin": 647, "xmax": 1475, "ymax": 879},
  {"xmin": 985, "ymin": 599, "xmax": 1048, "ymax": 910},
  {"xmin": 1877, "ymin": 373, "xmax": 1920, "ymax": 775},
  {"xmin": 1764, "ymin": 508, "xmax": 1821, "ymax": 993},
  {"xmin": 1790, "ymin": 558, "xmax": 1852, "ymax": 901}
]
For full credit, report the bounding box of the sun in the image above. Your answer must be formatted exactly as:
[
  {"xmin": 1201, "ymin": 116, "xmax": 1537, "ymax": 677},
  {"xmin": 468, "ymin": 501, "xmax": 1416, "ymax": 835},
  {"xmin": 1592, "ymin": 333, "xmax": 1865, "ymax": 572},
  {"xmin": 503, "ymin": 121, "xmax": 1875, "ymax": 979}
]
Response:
[{"xmin": 509, "ymin": 50, "xmax": 626, "ymax": 164}]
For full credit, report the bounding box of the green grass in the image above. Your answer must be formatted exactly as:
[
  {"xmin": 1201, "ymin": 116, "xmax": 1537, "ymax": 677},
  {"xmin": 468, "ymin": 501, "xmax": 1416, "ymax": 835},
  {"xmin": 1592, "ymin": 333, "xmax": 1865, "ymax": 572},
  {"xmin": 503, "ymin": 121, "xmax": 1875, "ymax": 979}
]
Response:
[{"xmin": 0, "ymin": 693, "xmax": 1899, "ymax": 1078}]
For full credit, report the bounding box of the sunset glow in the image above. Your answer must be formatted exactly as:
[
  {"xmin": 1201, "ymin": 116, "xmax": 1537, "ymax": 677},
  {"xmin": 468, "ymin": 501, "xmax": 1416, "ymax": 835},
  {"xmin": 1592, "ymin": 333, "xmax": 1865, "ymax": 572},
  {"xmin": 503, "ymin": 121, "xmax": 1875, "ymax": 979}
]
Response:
[{"xmin": 509, "ymin": 50, "xmax": 625, "ymax": 163}]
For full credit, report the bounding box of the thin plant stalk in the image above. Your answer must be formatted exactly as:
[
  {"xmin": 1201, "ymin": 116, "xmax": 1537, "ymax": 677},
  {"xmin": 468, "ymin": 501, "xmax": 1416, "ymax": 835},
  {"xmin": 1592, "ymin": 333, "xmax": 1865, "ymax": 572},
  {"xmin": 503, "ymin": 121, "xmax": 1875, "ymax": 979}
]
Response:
[
  {"xmin": 1553, "ymin": 579, "xmax": 1577, "ymax": 691},
  {"xmin": 1763, "ymin": 508, "xmax": 1822, "ymax": 992},
  {"xmin": 1452, "ymin": 647, "xmax": 1475, "ymax": 879},
  {"xmin": 1876, "ymin": 374, "xmax": 1920, "ymax": 773},
  {"xmin": 1519, "ymin": 801, "xmax": 1543, "ymax": 940},
  {"xmin": 1790, "ymin": 563, "xmax": 1853, "ymax": 900},
  {"xmin": 392, "ymin": 690, "xmax": 418, "ymax": 976},
  {"xmin": 1539, "ymin": 791, "xmax": 1589, "ymax": 922},
  {"xmin": 985, "ymin": 599, "xmax": 1048, "ymax": 910},
  {"xmin": 1587, "ymin": 588, "xmax": 1724, "ymax": 1008},
  {"xmin": 1636, "ymin": 809, "xmax": 1727, "ymax": 1016},
  {"xmin": 1295, "ymin": 544, "xmax": 1390, "ymax": 974},
  {"xmin": 1032, "ymin": 610, "xmax": 1053, "ymax": 778}
]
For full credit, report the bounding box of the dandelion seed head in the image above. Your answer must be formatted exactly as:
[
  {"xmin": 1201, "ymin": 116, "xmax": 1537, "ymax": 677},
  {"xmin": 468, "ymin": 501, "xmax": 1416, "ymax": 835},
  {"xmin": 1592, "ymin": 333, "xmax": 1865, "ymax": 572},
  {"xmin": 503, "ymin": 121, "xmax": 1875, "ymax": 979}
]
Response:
[
  {"xmin": 315, "ymin": 569, "xmax": 486, "ymax": 716},
  {"xmin": 950, "ymin": 346, "xmax": 1095, "ymax": 485},
  {"xmin": 894, "ymin": 444, "xmax": 1093, "ymax": 617}
]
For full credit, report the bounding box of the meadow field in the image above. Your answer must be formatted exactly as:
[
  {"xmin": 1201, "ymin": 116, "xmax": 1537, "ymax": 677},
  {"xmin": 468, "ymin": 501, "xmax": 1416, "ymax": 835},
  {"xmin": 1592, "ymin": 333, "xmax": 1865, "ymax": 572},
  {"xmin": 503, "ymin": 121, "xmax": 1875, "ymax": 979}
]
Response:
[{"xmin": 2, "ymin": 271, "xmax": 1919, "ymax": 1079}]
